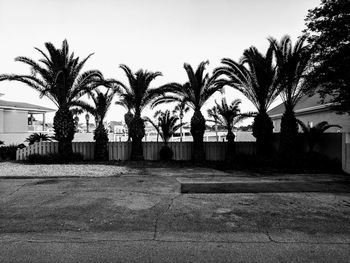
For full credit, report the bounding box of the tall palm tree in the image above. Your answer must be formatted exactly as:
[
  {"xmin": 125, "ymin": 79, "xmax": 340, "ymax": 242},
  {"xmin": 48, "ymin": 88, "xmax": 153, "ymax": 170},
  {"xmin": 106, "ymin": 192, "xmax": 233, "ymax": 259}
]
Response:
[
  {"xmin": 211, "ymin": 98, "xmax": 251, "ymax": 159},
  {"xmin": 214, "ymin": 42, "xmax": 279, "ymax": 155},
  {"xmin": 152, "ymin": 61, "xmax": 221, "ymax": 161},
  {"xmin": 74, "ymin": 86, "xmax": 119, "ymax": 161},
  {"xmin": 115, "ymin": 95, "xmax": 134, "ymax": 141},
  {"xmin": 172, "ymin": 101, "xmax": 190, "ymax": 142},
  {"xmin": 297, "ymin": 120, "xmax": 341, "ymax": 153},
  {"xmin": 0, "ymin": 40, "xmax": 102, "ymax": 156},
  {"xmin": 113, "ymin": 64, "xmax": 164, "ymax": 160},
  {"xmin": 269, "ymin": 35, "xmax": 313, "ymax": 154}
]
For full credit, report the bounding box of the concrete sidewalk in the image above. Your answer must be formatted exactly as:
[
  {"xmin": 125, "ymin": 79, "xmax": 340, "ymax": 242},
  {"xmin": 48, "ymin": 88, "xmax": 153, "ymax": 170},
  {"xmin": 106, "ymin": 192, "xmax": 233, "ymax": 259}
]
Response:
[{"xmin": 1, "ymin": 166, "xmax": 350, "ymax": 262}]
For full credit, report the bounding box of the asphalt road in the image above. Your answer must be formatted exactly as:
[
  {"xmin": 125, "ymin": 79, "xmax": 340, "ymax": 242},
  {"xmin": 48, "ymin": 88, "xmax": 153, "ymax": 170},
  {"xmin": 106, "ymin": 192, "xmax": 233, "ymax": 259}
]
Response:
[{"xmin": 1, "ymin": 167, "xmax": 350, "ymax": 262}]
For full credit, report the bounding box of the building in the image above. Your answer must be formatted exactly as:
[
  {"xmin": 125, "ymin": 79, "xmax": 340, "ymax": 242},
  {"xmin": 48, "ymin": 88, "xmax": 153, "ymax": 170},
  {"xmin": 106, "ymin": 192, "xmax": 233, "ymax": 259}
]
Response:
[
  {"xmin": 0, "ymin": 95, "xmax": 55, "ymax": 144},
  {"xmin": 268, "ymin": 94, "xmax": 350, "ymax": 132}
]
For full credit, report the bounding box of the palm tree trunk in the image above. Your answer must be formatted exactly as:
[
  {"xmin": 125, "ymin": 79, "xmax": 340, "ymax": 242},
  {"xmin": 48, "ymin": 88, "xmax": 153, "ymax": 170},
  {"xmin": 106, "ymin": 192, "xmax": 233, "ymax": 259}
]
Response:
[
  {"xmin": 226, "ymin": 128, "xmax": 236, "ymax": 161},
  {"xmin": 53, "ymin": 107, "xmax": 75, "ymax": 157},
  {"xmin": 280, "ymin": 108, "xmax": 299, "ymax": 155},
  {"xmin": 252, "ymin": 112, "xmax": 274, "ymax": 156},
  {"xmin": 129, "ymin": 114, "xmax": 145, "ymax": 161},
  {"xmin": 215, "ymin": 121, "xmax": 218, "ymax": 142},
  {"xmin": 180, "ymin": 117, "xmax": 183, "ymax": 142},
  {"xmin": 190, "ymin": 110, "xmax": 206, "ymax": 162},
  {"xmin": 94, "ymin": 123, "xmax": 109, "ymax": 161}
]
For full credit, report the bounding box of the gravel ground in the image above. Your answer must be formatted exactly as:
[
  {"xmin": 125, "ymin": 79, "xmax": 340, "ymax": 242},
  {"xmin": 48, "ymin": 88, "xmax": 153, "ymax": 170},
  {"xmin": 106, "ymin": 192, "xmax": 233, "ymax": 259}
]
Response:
[{"xmin": 0, "ymin": 162, "xmax": 141, "ymax": 177}]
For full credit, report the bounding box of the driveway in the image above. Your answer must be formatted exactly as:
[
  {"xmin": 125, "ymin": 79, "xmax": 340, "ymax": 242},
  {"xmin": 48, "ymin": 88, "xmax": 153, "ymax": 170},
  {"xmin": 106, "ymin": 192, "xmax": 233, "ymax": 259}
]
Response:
[{"xmin": 1, "ymin": 164, "xmax": 350, "ymax": 262}]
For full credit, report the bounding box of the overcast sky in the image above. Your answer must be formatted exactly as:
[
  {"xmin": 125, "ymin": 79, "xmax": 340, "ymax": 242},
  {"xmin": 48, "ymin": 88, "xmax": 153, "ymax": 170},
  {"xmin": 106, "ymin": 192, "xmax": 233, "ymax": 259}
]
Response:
[{"xmin": 0, "ymin": 0, "xmax": 320, "ymax": 123}]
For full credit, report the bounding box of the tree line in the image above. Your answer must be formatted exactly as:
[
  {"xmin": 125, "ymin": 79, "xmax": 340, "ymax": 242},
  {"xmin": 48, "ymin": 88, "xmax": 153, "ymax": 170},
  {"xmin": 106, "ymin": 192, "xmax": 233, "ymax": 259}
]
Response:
[{"xmin": 0, "ymin": 0, "xmax": 348, "ymax": 162}]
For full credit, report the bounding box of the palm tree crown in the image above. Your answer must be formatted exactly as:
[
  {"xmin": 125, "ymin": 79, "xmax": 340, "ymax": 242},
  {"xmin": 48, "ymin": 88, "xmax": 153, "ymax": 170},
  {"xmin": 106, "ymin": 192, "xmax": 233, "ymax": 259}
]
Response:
[
  {"xmin": 214, "ymin": 44, "xmax": 279, "ymax": 113},
  {"xmin": 146, "ymin": 110, "xmax": 184, "ymax": 144},
  {"xmin": 268, "ymin": 35, "xmax": 312, "ymax": 111},
  {"xmin": 0, "ymin": 39, "xmax": 102, "ymax": 108},
  {"xmin": 297, "ymin": 120, "xmax": 341, "ymax": 152},
  {"xmin": 152, "ymin": 61, "xmax": 220, "ymax": 111},
  {"xmin": 115, "ymin": 64, "xmax": 164, "ymax": 117}
]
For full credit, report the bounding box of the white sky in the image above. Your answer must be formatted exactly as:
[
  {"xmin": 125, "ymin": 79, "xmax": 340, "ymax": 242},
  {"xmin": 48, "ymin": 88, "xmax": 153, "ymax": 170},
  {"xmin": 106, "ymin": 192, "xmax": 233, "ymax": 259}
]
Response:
[{"xmin": 0, "ymin": 0, "xmax": 320, "ymax": 124}]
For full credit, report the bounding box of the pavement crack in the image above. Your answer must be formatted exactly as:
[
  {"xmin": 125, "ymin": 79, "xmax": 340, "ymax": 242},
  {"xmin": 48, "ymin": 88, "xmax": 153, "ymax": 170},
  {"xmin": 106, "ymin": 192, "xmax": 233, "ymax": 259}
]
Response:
[
  {"xmin": 4, "ymin": 182, "xmax": 30, "ymax": 200},
  {"xmin": 153, "ymin": 194, "xmax": 180, "ymax": 240},
  {"xmin": 265, "ymin": 230, "xmax": 278, "ymax": 243}
]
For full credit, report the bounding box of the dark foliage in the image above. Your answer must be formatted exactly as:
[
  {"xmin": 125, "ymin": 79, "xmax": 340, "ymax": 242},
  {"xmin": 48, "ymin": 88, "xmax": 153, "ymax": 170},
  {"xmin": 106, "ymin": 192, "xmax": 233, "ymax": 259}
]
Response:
[
  {"xmin": 219, "ymin": 152, "xmax": 341, "ymax": 174},
  {"xmin": 304, "ymin": 0, "xmax": 350, "ymax": 114},
  {"xmin": 0, "ymin": 145, "xmax": 19, "ymax": 160},
  {"xmin": 26, "ymin": 153, "xmax": 84, "ymax": 164}
]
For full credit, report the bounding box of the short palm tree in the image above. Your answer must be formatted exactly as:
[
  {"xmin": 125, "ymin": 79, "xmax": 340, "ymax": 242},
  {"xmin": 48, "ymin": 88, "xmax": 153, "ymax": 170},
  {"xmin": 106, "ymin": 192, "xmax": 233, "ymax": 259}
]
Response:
[
  {"xmin": 152, "ymin": 61, "xmax": 221, "ymax": 161},
  {"xmin": 25, "ymin": 133, "xmax": 52, "ymax": 145},
  {"xmin": 0, "ymin": 40, "xmax": 102, "ymax": 156},
  {"xmin": 207, "ymin": 105, "xmax": 221, "ymax": 141},
  {"xmin": 71, "ymin": 108, "xmax": 84, "ymax": 132},
  {"xmin": 297, "ymin": 120, "xmax": 341, "ymax": 152},
  {"xmin": 214, "ymin": 42, "xmax": 279, "ymax": 155},
  {"xmin": 113, "ymin": 64, "xmax": 165, "ymax": 160},
  {"xmin": 211, "ymin": 98, "xmax": 251, "ymax": 159},
  {"xmin": 172, "ymin": 101, "xmax": 191, "ymax": 142},
  {"xmin": 145, "ymin": 110, "xmax": 185, "ymax": 160},
  {"xmin": 74, "ymin": 86, "xmax": 119, "ymax": 161},
  {"xmin": 269, "ymin": 35, "xmax": 313, "ymax": 154}
]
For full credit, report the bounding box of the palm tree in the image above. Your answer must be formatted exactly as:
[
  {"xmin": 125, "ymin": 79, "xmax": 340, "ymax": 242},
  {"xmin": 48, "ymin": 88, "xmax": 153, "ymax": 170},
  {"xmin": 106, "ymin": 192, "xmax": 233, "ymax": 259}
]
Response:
[
  {"xmin": 0, "ymin": 40, "xmax": 102, "ymax": 156},
  {"xmin": 297, "ymin": 120, "xmax": 341, "ymax": 152},
  {"xmin": 207, "ymin": 105, "xmax": 220, "ymax": 141},
  {"xmin": 74, "ymin": 87, "xmax": 119, "ymax": 161},
  {"xmin": 145, "ymin": 110, "xmax": 185, "ymax": 160},
  {"xmin": 113, "ymin": 64, "xmax": 164, "ymax": 160},
  {"xmin": 152, "ymin": 61, "xmax": 221, "ymax": 161},
  {"xmin": 115, "ymin": 95, "xmax": 134, "ymax": 141},
  {"xmin": 71, "ymin": 108, "xmax": 84, "ymax": 132},
  {"xmin": 25, "ymin": 133, "xmax": 52, "ymax": 145},
  {"xmin": 211, "ymin": 98, "xmax": 251, "ymax": 159},
  {"xmin": 214, "ymin": 42, "xmax": 279, "ymax": 155},
  {"xmin": 269, "ymin": 35, "xmax": 313, "ymax": 154},
  {"xmin": 172, "ymin": 101, "xmax": 190, "ymax": 142}
]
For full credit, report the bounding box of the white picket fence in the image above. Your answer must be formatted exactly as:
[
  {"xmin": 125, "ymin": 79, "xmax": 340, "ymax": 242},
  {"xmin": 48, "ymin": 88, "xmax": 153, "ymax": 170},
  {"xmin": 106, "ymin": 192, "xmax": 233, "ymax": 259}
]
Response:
[{"xmin": 16, "ymin": 141, "xmax": 256, "ymax": 161}]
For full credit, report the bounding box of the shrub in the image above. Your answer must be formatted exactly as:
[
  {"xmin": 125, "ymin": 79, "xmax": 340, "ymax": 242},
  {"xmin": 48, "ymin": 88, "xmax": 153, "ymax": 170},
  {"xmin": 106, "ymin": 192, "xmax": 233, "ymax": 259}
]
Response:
[
  {"xmin": 0, "ymin": 144, "xmax": 20, "ymax": 160},
  {"xmin": 26, "ymin": 152, "xmax": 84, "ymax": 164},
  {"xmin": 159, "ymin": 145, "xmax": 173, "ymax": 161},
  {"xmin": 25, "ymin": 133, "xmax": 52, "ymax": 145}
]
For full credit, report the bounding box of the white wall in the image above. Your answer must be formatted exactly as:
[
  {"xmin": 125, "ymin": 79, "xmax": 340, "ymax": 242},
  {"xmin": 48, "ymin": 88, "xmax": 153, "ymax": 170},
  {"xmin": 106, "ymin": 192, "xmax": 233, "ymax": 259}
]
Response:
[{"xmin": 3, "ymin": 110, "xmax": 28, "ymax": 133}]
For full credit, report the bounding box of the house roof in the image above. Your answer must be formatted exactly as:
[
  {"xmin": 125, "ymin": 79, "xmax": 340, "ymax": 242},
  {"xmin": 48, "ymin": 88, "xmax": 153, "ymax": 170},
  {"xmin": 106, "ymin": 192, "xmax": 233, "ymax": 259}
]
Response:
[
  {"xmin": 0, "ymin": 99, "xmax": 55, "ymax": 113},
  {"xmin": 267, "ymin": 93, "xmax": 332, "ymax": 118}
]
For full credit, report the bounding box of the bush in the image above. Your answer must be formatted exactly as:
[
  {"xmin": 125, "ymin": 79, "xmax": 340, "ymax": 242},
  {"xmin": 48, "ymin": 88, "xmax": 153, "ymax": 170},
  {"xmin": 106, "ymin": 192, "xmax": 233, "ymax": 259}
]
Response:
[
  {"xmin": 0, "ymin": 144, "xmax": 20, "ymax": 160},
  {"xmin": 159, "ymin": 145, "xmax": 173, "ymax": 161},
  {"xmin": 223, "ymin": 151, "xmax": 341, "ymax": 173},
  {"xmin": 26, "ymin": 152, "xmax": 84, "ymax": 164},
  {"xmin": 25, "ymin": 133, "xmax": 52, "ymax": 145}
]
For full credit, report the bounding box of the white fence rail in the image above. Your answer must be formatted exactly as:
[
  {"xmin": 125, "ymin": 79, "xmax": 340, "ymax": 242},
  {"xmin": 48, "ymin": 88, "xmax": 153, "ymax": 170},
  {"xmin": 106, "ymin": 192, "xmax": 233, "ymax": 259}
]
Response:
[{"xmin": 16, "ymin": 141, "xmax": 256, "ymax": 161}]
